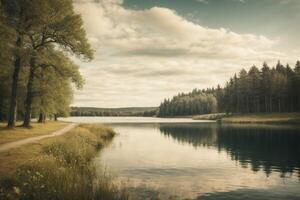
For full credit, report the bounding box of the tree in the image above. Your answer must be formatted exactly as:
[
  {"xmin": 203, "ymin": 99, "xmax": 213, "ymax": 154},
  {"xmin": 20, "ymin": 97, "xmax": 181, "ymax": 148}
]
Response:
[
  {"xmin": 285, "ymin": 64, "xmax": 294, "ymax": 111},
  {"xmin": 31, "ymin": 49, "xmax": 84, "ymax": 123},
  {"xmin": 247, "ymin": 66, "xmax": 261, "ymax": 112},
  {"xmin": 1, "ymin": 0, "xmax": 29, "ymax": 128},
  {"xmin": 20, "ymin": 0, "xmax": 93, "ymax": 127},
  {"xmin": 261, "ymin": 62, "xmax": 271, "ymax": 112},
  {"xmin": 237, "ymin": 69, "xmax": 249, "ymax": 113},
  {"xmin": 0, "ymin": 10, "xmax": 14, "ymax": 121},
  {"xmin": 158, "ymin": 90, "xmax": 218, "ymax": 117},
  {"xmin": 294, "ymin": 61, "xmax": 300, "ymax": 111}
]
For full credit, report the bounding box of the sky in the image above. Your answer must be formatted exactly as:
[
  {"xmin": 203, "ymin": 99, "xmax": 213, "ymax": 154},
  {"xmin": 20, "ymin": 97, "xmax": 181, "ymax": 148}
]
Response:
[{"xmin": 72, "ymin": 0, "xmax": 300, "ymax": 108}]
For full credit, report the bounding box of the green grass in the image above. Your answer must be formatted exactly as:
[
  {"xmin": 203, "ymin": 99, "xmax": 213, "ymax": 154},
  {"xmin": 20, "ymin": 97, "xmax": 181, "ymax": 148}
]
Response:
[
  {"xmin": 193, "ymin": 113, "xmax": 228, "ymax": 120},
  {"xmin": 0, "ymin": 121, "xmax": 68, "ymax": 145},
  {"xmin": 0, "ymin": 124, "xmax": 128, "ymax": 200},
  {"xmin": 221, "ymin": 113, "xmax": 300, "ymax": 124}
]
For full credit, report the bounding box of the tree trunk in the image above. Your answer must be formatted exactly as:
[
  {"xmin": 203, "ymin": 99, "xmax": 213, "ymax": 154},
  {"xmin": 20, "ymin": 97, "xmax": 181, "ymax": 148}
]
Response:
[
  {"xmin": 7, "ymin": 37, "xmax": 22, "ymax": 128},
  {"xmin": 269, "ymin": 96, "xmax": 272, "ymax": 113},
  {"xmin": 237, "ymin": 96, "xmax": 240, "ymax": 113},
  {"xmin": 22, "ymin": 57, "xmax": 36, "ymax": 128},
  {"xmin": 54, "ymin": 114, "xmax": 58, "ymax": 121},
  {"xmin": 278, "ymin": 98, "xmax": 281, "ymax": 113},
  {"xmin": 257, "ymin": 97, "xmax": 261, "ymax": 112},
  {"xmin": 246, "ymin": 96, "xmax": 250, "ymax": 113},
  {"xmin": 264, "ymin": 96, "xmax": 268, "ymax": 113},
  {"xmin": 0, "ymin": 96, "xmax": 3, "ymax": 121},
  {"xmin": 38, "ymin": 113, "xmax": 45, "ymax": 123}
]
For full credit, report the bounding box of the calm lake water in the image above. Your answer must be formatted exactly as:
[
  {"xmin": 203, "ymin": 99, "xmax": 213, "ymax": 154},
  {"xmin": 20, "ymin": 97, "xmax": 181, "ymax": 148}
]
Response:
[{"xmin": 62, "ymin": 117, "xmax": 300, "ymax": 200}]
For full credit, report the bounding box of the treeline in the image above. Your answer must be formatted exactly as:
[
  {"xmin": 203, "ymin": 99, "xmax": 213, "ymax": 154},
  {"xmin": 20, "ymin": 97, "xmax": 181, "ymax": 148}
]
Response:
[
  {"xmin": 71, "ymin": 107, "xmax": 158, "ymax": 117},
  {"xmin": 220, "ymin": 61, "xmax": 300, "ymax": 113},
  {"xmin": 158, "ymin": 91, "xmax": 217, "ymax": 117},
  {"xmin": 158, "ymin": 61, "xmax": 300, "ymax": 116},
  {"xmin": 0, "ymin": 0, "xmax": 93, "ymax": 127}
]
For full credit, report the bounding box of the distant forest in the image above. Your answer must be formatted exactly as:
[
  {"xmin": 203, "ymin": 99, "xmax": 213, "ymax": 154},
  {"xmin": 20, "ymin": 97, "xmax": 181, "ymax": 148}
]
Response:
[
  {"xmin": 158, "ymin": 61, "xmax": 300, "ymax": 117},
  {"xmin": 71, "ymin": 107, "xmax": 158, "ymax": 117}
]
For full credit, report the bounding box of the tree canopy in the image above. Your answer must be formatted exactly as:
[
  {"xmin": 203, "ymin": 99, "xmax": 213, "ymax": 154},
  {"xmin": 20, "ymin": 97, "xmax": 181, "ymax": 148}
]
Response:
[{"xmin": 0, "ymin": 0, "xmax": 93, "ymax": 126}]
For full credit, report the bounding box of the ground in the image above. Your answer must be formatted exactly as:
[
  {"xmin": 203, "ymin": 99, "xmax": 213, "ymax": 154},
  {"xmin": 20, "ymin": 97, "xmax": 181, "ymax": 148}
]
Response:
[
  {"xmin": 0, "ymin": 123, "xmax": 113, "ymax": 178},
  {"xmin": 0, "ymin": 121, "xmax": 68, "ymax": 145},
  {"xmin": 221, "ymin": 113, "xmax": 300, "ymax": 124},
  {"xmin": 0, "ymin": 123, "xmax": 125, "ymax": 200}
]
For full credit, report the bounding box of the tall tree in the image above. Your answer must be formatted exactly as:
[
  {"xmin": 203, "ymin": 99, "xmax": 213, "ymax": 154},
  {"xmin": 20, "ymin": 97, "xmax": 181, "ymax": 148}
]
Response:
[
  {"xmin": 1, "ymin": 0, "xmax": 29, "ymax": 128},
  {"xmin": 294, "ymin": 61, "xmax": 300, "ymax": 111},
  {"xmin": 248, "ymin": 66, "xmax": 261, "ymax": 112},
  {"xmin": 261, "ymin": 62, "xmax": 271, "ymax": 112},
  {"xmin": 20, "ymin": 0, "xmax": 93, "ymax": 127}
]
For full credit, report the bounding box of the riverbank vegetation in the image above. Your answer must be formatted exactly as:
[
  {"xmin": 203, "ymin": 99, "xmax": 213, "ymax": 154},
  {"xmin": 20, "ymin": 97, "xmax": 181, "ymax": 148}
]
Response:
[
  {"xmin": 221, "ymin": 113, "xmax": 300, "ymax": 124},
  {"xmin": 0, "ymin": 124, "xmax": 128, "ymax": 200},
  {"xmin": 158, "ymin": 61, "xmax": 300, "ymax": 117},
  {"xmin": 0, "ymin": 0, "xmax": 93, "ymax": 128},
  {"xmin": 192, "ymin": 113, "xmax": 228, "ymax": 120}
]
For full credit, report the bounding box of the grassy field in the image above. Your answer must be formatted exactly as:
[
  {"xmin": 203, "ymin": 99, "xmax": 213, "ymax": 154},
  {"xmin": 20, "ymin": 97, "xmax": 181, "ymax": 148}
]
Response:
[
  {"xmin": 221, "ymin": 113, "xmax": 300, "ymax": 124},
  {"xmin": 0, "ymin": 121, "xmax": 68, "ymax": 145},
  {"xmin": 0, "ymin": 124, "xmax": 127, "ymax": 200}
]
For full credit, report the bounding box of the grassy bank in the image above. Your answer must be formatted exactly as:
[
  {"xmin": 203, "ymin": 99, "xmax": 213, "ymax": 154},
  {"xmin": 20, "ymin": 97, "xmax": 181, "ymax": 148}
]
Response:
[
  {"xmin": 221, "ymin": 113, "xmax": 300, "ymax": 124},
  {"xmin": 0, "ymin": 122, "xmax": 68, "ymax": 145},
  {"xmin": 193, "ymin": 113, "xmax": 228, "ymax": 120},
  {"xmin": 0, "ymin": 124, "xmax": 127, "ymax": 200}
]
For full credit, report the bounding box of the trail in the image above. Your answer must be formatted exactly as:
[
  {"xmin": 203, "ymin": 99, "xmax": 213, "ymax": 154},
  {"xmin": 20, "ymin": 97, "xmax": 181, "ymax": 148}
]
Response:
[{"xmin": 0, "ymin": 123, "xmax": 78, "ymax": 153}]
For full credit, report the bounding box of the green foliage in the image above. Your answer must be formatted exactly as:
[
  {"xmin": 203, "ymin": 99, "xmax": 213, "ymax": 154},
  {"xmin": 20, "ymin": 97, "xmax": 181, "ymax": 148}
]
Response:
[
  {"xmin": 31, "ymin": 48, "xmax": 85, "ymax": 119},
  {"xmin": 0, "ymin": 0, "xmax": 92, "ymax": 124},
  {"xmin": 71, "ymin": 107, "xmax": 158, "ymax": 117},
  {"xmin": 158, "ymin": 89, "xmax": 217, "ymax": 117},
  {"xmin": 159, "ymin": 61, "xmax": 300, "ymax": 116},
  {"xmin": 220, "ymin": 61, "xmax": 300, "ymax": 113}
]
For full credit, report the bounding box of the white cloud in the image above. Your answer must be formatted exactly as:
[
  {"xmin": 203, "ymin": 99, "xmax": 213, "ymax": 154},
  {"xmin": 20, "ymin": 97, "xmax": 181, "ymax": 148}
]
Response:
[{"xmin": 71, "ymin": 0, "xmax": 295, "ymax": 107}]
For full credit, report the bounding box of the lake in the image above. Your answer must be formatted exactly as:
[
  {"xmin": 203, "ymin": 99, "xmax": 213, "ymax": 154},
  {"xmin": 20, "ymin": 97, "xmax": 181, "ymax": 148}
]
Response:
[{"xmin": 62, "ymin": 117, "xmax": 300, "ymax": 200}]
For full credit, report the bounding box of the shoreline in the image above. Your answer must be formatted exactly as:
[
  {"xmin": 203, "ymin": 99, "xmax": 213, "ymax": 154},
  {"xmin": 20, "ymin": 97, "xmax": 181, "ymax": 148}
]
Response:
[
  {"xmin": 192, "ymin": 113, "xmax": 300, "ymax": 125},
  {"xmin": 220, "ymin": 113, "xmax": 300, "ymax": 124},
  {"xmin": 0, "ymin": 124, "xmax": 127, "ymax": 200}
]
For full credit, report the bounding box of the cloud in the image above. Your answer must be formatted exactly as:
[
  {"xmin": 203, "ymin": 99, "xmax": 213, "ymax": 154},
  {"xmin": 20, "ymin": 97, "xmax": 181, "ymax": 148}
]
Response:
[
  {"xmin": 75, "ymin": 1, "xmax": 277, "ymax": 60},
  {"xmin": 71, "ymin": 0, "xmax": 295, "ymax": 107}
]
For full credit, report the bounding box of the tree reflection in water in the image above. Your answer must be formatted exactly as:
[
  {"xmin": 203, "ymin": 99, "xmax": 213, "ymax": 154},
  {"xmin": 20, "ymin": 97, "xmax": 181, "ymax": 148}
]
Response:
[{"xmin": 160, "ymin": 123, "xmax": 300, "ymax": 179}]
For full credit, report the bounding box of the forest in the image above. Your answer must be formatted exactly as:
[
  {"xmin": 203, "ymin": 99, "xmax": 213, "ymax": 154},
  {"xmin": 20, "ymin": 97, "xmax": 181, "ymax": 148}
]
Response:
[
  {"xmin": 0, "ymin": 0, "xmax": 93, "ymax": 127},
  {"xmin": 70, "ymin": 107, "xmax": 158, "ymax": 117},
  {"xmin": 158, "ymin": 61, "xmax": 300, "ymax": 117}
]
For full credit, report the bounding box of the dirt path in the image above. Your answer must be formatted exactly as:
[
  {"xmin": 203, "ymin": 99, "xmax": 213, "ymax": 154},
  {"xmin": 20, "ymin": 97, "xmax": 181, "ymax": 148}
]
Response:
[{"xmin": 0, "ymin": 123, "xmax": 78, "ymax": 153}]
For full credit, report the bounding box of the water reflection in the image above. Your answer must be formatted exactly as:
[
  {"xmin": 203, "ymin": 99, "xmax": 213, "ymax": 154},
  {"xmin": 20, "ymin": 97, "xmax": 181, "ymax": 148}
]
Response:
[
  {"xmin": 160, "ymin": 124, "xmax": 300, "ymax": 179},
  {"xmin": 160, "ymin": 123, "xmax": 217, "ymax": 148},
  {"xmin": 97, "ymin": 121, "xmax": 300, "ymax": 199},
  {"xmin": 196, "ymin": 186, "xmax": 300, "ymax": 200}
]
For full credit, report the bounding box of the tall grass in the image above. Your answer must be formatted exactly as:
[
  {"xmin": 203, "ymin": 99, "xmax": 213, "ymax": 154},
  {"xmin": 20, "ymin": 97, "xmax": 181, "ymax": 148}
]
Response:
[{"xmin": 0, "ymin": 124, "xmax": 128, "ymax": 200}]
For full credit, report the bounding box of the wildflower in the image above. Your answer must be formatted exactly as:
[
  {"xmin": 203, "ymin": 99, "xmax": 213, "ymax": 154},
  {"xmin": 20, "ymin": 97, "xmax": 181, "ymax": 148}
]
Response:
[{"xmin": 13, "ymin": 187, "xmax": 20, "ymax": 194}]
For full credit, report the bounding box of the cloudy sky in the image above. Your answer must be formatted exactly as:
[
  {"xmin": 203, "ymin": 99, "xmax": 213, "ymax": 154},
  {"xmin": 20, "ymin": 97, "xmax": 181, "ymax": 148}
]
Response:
[{"xmin": 72, "ymin": 0, "xmax": 300, "ymax": 108}]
